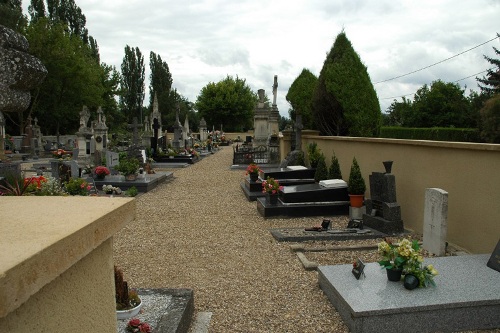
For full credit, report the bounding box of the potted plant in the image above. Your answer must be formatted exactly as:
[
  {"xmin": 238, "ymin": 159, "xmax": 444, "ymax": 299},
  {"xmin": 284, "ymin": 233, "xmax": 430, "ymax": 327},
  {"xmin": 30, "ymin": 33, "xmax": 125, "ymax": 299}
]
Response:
[
  {"xmin": 347, "ymin": 157, "xmax": 366, "ymax": 207},
  {"xmin": 115, "ymin": 265, "xmax": 142, "ymax": 319},
  {"xmin": 328, "ymin": 151, "xmax": 342, "ymax": 180},
  {"xmin": 261, "ymin": 177, "xmax": 283, "ymax": 205},
  {"xmin": 64, "ymin": 178, "xmax": 91, "ymax": 196},
  {"xmin": 94, "ymin": 165, "xmax": 110, "ymax": 180},
  {"xmin": 116, "ymin": 157, "xmax": 140, "ymax": 180},
  {"xmin": 378, "ymin": 237, "xmax": 419, "ymax": 282},
  {"xmin": 246, "ymin": 163, "xmax": 261, "ymax": 182}
]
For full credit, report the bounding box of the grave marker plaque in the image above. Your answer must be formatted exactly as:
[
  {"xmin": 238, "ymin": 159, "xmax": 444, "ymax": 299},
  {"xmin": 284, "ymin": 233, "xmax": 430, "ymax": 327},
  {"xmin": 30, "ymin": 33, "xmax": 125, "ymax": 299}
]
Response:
[{"xmin": 487, "ymin": 239, "xmax": 500, "ymax": 273}]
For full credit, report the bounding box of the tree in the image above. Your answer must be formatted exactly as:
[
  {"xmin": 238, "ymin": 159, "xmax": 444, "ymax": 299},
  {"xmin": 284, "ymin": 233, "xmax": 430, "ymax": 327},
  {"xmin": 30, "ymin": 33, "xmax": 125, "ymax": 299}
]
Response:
[
  {"xmin": 411, "ymin": 80, "xmax": 469, "ymax": 128},
  {"xmin": 149, "ymin": 51, "xmax": 173, "ymax": 127},
  {"xmin": 286, "ymin": 68, "xmax": 317, "ymax": 129},
  {"xmin": 477, "ymin": 33, "xmax": 500, "ymax": 96},
  {"xmin": 479, "ymin": 94, "xmax": 500, "ymax": 143},
  {"xmin": 120, "ymin": 45, "xmax": 145, "ymax": 123},
  {"xmin": 314, "ymin": 153, "xmax": 328, "ymax": 182},
  {"xmin": 312, "ymin": 31, "xmax": 381, "ymax": 137},
  {"xmin": 384, "ymin": 97, "xmax": 413, "ymax": 127},
  {"xmin": 0, "ymin": 0, "xmax": 26, "ymax": 31},
  {"xmin": 100, "ymin": 64, "xmax": 124, "ymax": 131},
  {"xmin": 328, "ymin": 151, "xmax": 342, "ymax": 180},
  {"xmin": 24, "ymin": 18, "xmax": 104, "ymax": 134},
  {"xmin": 195, "ymin": 75, "xmax": 256, "ymax": 132}
]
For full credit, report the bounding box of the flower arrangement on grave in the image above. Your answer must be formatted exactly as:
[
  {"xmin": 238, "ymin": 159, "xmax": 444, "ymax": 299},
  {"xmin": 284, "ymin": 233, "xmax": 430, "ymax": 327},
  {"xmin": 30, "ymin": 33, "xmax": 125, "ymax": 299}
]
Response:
[
  {"xmin": 115, "ymin": 157, "xmax": 140, "ymax": 176},
  {"xmin": 102, "ymin": 184, "xmax": 121, "ymax": 195},
  {"xmin": 52, "ymin": 148, "xmax": 72, "ymax": 159},
  {"xmin": 167, "ymin": 148, "xmax": 176, "ymax": 157},
  {"xmin": 64, "ymin": 178, "xmax": 91, "ymax": 196},
  {"xmin": 126, "ymin": 318, "xmax": 151, "ymax": 333},
  {"xmin": 246, "ymin": 163, "xmax": 261, "ymax": 175},
  {"xmin": 82, "ymin": 164, "xmax": 94, "ymax": 175},
  {"xmin": 0, "ymin": 176, "xmax": 37, "ymax": 196},
  {"xmin": 261, "ymin": 177, "xmax": 283, "ymax": 194},
  {"xmin": 378, "ymin": 237, "xmax": 438, "ymax": 287},
  {"xmin": 94, "ymin": 166, "xmax": 110, "ymax": 177},
  {"xmin": 115, "ymin": 265, "xmax": 142, "ymax": 311}
]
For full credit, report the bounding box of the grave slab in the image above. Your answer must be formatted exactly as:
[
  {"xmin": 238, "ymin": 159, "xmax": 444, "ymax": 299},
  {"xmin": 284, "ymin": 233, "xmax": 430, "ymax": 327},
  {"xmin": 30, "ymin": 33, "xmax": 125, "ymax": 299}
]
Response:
[
  {"xmin": 257, "ymin": 196, "xmax": 349, "ymax": 218},
  {"xmin": 93, "ymin": 172, "xmax": 172, "ymax": 192},
  {"xmin": 270, "ymin": 227, "xmax": 386, "ymax": 242},
  {"xmin": 318, "ymin": 254, "xmax": 500, "ymax": 333}
]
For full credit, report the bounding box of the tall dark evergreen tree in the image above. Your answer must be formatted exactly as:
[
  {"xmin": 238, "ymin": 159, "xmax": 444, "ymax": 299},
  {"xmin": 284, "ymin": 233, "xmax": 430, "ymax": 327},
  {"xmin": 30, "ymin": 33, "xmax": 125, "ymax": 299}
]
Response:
[
  {"xmin": 476, "ymin": 33, "xmax": 500, "ymax": 96},
  {"xmin": 0, "ymin": 0, "xmax": 26, "ymax": 31},
  {"xmin": 120, "ymin": 45, "xmax": 145, "ymax": 123},
  {"xmin": 312, "ymin": 31, "xmax": 381, "ymax": 137},
  {"xmin": 149, "ymin": 51, "xmax": 173, "ymax": 126},
  {"xmin": 286, "ymin": 68, "xmax": 317, "ymax": 130}
]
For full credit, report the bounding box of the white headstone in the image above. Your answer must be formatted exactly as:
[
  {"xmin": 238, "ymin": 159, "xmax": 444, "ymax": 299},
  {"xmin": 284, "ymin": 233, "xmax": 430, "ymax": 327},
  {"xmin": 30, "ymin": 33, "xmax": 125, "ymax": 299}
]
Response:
[
  {"xmin": 106, "ymin": 151, "xmax": 120, "ymax": 168},
  {"xmin": 423, "ymin": 188, "xmax": 448, "ymax": 256}
]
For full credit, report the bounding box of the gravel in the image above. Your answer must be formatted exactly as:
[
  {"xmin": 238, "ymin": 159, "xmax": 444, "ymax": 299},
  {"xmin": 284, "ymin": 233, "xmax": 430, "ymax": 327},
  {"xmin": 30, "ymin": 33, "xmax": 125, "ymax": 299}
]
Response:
[{"xmin": 112, "ymin": 147, "xmax": 499, "ymax": 333}]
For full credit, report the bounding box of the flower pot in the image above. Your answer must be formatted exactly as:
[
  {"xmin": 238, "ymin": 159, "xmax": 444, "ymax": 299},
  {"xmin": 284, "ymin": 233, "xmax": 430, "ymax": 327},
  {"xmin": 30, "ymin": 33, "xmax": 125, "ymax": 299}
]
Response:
[
  {"xmin": 266, "ymin": 193, "xmax": 279, "ymax": 205},
  {"xmin": 404, "ymin": 274, "xmax": 420, "ymax": 290},
  {"xmin": 250, "ymin": 173, "xmax": 259, "ymax": 182},
  {"xmin": 349, "ymin": 194, "xmax": 364, "ymax": 208},
  {"xmin": 95, "ymin": 174, "xmax": 106, "ymax": 180},
  {"xmin": 383, "ymin": 161, "xmax": 393, "ymax": 174},
  {"xmin": 116, "ymin": 299, "xmax": 142, "ymax": 320},
  {"xmin": 386, "ymin": 268, "xmax": 403, "ymax": 282},
  {"xmin": 125, "ymin": 174, "xmax": 137, "ymax": 181}
]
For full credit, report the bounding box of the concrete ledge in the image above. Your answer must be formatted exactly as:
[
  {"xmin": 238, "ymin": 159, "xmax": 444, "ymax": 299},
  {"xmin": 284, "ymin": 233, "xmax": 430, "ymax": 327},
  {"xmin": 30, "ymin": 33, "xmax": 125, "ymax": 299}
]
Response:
[
  {"xmin": 318, "ymin": 254, "xmax": 500, "ymax": 333},
  {"xmin": 0, "ymin": 196, "xmax": 136, "ymax": 318}
]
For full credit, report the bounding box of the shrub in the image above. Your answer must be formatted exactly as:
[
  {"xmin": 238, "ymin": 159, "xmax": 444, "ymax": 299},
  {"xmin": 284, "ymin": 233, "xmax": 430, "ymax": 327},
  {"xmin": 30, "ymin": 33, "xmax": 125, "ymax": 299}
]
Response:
[
  {"xmin": 328, "ymin": 151, "xmax": 342, "ymax": 179},
  {"xmin": 348, "ymin": 157, "xmax": 366, "ymax": 195},
  {"xmin": 314, "ymin": 153, "xmax": 328, "ymax": 182}
]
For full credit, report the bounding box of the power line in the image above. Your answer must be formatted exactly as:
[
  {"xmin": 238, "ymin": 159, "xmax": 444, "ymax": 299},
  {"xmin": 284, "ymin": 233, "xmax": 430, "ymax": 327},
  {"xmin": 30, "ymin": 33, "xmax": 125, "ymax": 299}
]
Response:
[
  {"xmin": 379, "ymin": 68, "xmax": 493, "ymax": 100},
  {"xmin": 374, "ymin": 36, "xmax": 498, "ymax": 84}
]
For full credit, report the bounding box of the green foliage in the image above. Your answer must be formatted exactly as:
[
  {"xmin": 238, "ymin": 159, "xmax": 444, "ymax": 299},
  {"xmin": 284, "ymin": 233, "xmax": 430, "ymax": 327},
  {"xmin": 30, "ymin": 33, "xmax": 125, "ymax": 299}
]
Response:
[
  {"xmin": 479, "ymin": 95, "xmax": 500, "ymax": 143},
  {"xmin": 0, "ymin": 175, "xmax": 34, "ymax": 196},
  {"xmin": 312, "ymin": 31, "xmax": 381, "ymax": 137},
  {"xmin": 379, "ymin": 127, "xmax": 481, "ymax": 142},
  {"xmin": 125, "ymin": 186, "xmax": 138, "ymax": 197},
  {"xmin": 286, "ymin": 68, "xmax": 317, "ymax": 129},
  {"xmin": 120, "ymin": 45, "xmax": 145, "ymax": 123},
  {"xmin": 307, "ymin": 142, "xmax": 321, "ymax": 168},
  {"xmin": 115, "ymin": 157, "xmax": 140, "ymax": 175},
  {"xmin": 348, "ymin": 157, "xmax": 366, "ymax": 195},
  {"xmin": 314, "ymin": 153, "xmax": 328, "ymax": 182},
  {"xmin": 63, "ymin": 178, "xmax": 90, "ymax": 196},
  {"xmin": 25, "ymin": 18, "xmax": 105, "ymax": 135},
  {"xmin": 0, "ymin": 0, "xmax": 26, "ymax": 31},
  {"xmin": 477, "ymin": 34, "xmax": 500, "ymax": 96},
  {"xmin": 195, "ymin": 75, "xmax": 256, "ymax": 131},
  {"xmin": 328, "ymin": 151, "xmax": 342, "ymax": 180},
  {"xmin": 149, "ymin": 51, "xmax": 173, "ymax": 126}
]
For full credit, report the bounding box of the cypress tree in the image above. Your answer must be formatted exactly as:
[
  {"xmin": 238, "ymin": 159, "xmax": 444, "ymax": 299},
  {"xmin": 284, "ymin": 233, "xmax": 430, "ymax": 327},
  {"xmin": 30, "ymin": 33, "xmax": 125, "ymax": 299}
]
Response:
[
  {"xmin": 328, "ymin": 151, "xmax": 342, "ymax": 180},
  {"xmin": 314, "ymin": 153, "xmax": 328, "ymax": 182},
  {"xmin": 312, "ymin": 31, "xmax": 381, "ymax": 137}
]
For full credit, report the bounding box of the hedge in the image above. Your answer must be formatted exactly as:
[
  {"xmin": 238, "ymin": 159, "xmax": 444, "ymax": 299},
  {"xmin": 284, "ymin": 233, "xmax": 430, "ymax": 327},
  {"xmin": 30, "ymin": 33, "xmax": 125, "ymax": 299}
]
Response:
[{"xmin": 379, "ymin": 127, "xmax": 481, "ymax": 143}]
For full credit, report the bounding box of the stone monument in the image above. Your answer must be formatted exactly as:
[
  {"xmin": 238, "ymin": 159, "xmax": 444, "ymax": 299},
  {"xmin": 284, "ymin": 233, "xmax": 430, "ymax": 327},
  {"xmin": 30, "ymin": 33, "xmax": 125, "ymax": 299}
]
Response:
[
  {"xmin": 253, "ymin": 89, "xmax": 270, "ymax": 148},
  {"xmin": 199, "ymin": 117, "xmax": 207, "ymax": 142},
  {"xmin": 172, "ymin": 103, "xmax": 183, "ymax": 151},
  {"xmin": 75, "ymin": 105, "xmax": 92, "ymax": 158},
  {"xmin": 362, "ymin": 161, "xmax": 404, "ymax": 234},
  {"xmin": 0, "ymin": 24, "xmax": 47, "ymax": 160}
]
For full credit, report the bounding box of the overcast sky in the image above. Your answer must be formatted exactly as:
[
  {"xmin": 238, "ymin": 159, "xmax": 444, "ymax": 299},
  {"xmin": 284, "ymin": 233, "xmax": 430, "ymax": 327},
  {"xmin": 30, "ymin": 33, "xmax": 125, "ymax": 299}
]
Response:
[{"xmin": 23, "ymin": 0, "xmax": 499, "ymax": 119}]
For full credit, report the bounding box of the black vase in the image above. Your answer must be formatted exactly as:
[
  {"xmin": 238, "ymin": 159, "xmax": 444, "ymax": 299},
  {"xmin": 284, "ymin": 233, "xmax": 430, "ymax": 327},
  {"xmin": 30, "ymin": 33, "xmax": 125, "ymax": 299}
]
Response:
[
  {"xmin": 250, "ymin": 173, "xmax": 259, "ymax": 182},
  {"xmin": 383, "ymin": 161, "xmax": 393, "ymax": 174},
  {"xmin": 386, "ymin": 268, "xmax": 403, "ymax": 282},
  {"xmin": 267, "ymin": 193, "xmax": 279, "ymax": 205},
  {"xmin": 404, "ymin": 274, "xmax": 419, "ymax": 290}
]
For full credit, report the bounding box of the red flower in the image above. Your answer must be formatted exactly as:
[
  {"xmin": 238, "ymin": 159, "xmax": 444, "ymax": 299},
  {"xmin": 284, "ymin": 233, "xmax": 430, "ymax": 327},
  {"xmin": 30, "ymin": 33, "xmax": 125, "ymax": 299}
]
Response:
[{"xmin": 128, "ymin": 318, "xmax": 141, "ymax": 327}]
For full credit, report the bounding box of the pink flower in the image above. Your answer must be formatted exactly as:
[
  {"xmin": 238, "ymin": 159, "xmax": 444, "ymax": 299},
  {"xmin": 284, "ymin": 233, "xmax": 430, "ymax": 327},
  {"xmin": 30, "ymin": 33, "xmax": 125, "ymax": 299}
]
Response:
[
  {"xmin": 139, "ymin": 323, "xmax": 152, "ymax": 333},
  {"xmin": 128, "ymin": 318, "xmax": 141, "ymax": 327}
]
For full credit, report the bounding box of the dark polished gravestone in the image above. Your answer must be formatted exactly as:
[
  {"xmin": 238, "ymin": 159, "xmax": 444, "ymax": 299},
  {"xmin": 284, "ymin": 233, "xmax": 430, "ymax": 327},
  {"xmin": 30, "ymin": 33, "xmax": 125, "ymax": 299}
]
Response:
[
  {"xmin": 241, "ymin": 167, "xmax": 317, "ymax": 202},
  {"xmin": 154, "ymin": 154, "xmax": 197, "ymax": 164},
  {"xmin": 257, "ymin": 183, "xmax": 350, "ymax": 218},
  {"xmin": 318, "ymin": 254, "xmax": 500, "ymax": 333},
  {"xmin": 363, "ymin": 168, "xmax": 403, "ymax": 234},
  {"xmin": 93, "ymin": 172, "xmax": 173, "ymax": 193}
]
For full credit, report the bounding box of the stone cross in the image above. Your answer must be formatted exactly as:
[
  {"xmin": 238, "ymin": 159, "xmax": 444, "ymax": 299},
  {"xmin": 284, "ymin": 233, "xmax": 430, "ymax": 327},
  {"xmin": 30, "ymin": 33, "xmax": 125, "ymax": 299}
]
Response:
[
  {"xmin": 423, "ymin": 188, "xmax": 448, "ymax": 256},
  {"xmin": 128, "ymin": 117, "xmax": 141, "ymax": 146},
  {"xmin": 151, "ymin": 118, "xmax": 160, "ymax": 154},
  {"xmin": 272, "ymin": 75, "xmax": 278, "ymax": 106}
]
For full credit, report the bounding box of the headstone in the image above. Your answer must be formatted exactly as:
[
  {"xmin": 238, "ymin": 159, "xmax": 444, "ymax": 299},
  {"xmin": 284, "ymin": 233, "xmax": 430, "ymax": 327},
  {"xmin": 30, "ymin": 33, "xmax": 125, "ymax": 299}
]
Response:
[
  {"xmin": 253, "ymin": 89, "xmax": 270, "ymax": 147},
  {"xmin": 487, "ymin": 239, "xmax": 500, "ymax": 273},
  {"xmin": 69, "ymin": 160, "xmax": 80, "ymax": 178},
  {"xmin": 172, "ymin": 103, "xmax": 182, "ymax": 151},
  {"xmin": 363, "ymin": 162, "xmax": 403, "ymax": 234},
  {"xmin": 151, "ymin": 118, "xmax": 160, "ymax": 155},
  {"xmin": 128, "ymin": 117, "xmax": 141, "ymax": 147},
  {"xmin": 106, "ymin": 151, "xmax": 120, "ymax": 168},
  {"xmin": 423, "ymin": 188, "xmax": 448, "ymax": 256}
]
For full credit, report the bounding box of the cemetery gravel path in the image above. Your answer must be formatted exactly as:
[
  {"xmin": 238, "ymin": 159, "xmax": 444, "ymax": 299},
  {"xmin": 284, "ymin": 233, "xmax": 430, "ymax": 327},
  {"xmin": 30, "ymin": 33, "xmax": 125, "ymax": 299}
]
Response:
[
  {"xmin": 111, "ymin": 147, "xmax": 496, "ymax": 333},
  {"xmin": 112, "ymin": 147, "xmax": 350, "ymax": 333}
]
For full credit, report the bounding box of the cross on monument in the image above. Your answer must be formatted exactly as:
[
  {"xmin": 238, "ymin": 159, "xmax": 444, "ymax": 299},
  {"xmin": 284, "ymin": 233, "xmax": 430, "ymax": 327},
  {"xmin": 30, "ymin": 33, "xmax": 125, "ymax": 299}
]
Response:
[{"xmin": 128, "ymin": 117, "xmax": 141, "ymax": 146}]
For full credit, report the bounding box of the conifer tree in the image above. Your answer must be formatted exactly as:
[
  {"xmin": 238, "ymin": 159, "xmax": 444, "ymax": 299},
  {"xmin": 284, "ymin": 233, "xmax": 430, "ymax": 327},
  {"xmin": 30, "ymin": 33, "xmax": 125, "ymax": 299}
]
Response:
[
  {"xmin": 477, "ymin": 34, "xmax": 500, "ymax": 96},
  {"xmin": 314, "ymin": 153, "xmax": 328, "ymax": 182},
  {"xmin": 328, "ymin": 151, "xmax": 342, "ymax": 180},
  {"xmin": 312, "ymin": 31, "xmax": 381, "ymax": 137}
]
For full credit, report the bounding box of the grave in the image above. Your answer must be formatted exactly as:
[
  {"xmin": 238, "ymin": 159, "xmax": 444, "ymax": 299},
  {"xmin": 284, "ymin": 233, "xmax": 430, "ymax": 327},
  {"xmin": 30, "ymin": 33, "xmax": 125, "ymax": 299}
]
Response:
[
  {"xmin": 240, "ymin": 166, "xmax": 316, "ymax": 201},
  {"xmin": 257, "ymin": 182, "xmax": 350, "ymax": 218},
  {"xmin": 423, "ymin": 188, "xmax": 448, "ymax": 256},
  {"xmin": 270, "ymin": 226, "xmax": 386, "ymax": 242},
  {"xmin": 318, "ymin": 254, "xmax": 500, "ymax": 333},
  {"xmin": 363, "ymin": 162, "xmax": 403, "ymax": 234},
  {"xmin": 93, "ymin": 172, "xmax": 173, "ymax": 193}
]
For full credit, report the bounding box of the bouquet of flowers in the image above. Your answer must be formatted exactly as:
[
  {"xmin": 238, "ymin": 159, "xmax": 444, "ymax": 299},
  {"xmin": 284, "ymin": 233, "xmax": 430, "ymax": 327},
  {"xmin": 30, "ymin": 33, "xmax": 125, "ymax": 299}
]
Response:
[
  {"xmin": 94, "ymin": 166, "xmax": 110, "ymax": 176},
  {"xmin": 126, "ymin": 318, "xmax": 151, "ymax": 333},
  {"xmin": 246, "ymin": 163, "xmax": 260, "ymax": 175},
  {"xmin": 262, "ymin": 177, "xmax": 283, "ymax": 194},
  {"xmin": 378, "ymin": 237, "xmax": 420, "ymax": 270}
]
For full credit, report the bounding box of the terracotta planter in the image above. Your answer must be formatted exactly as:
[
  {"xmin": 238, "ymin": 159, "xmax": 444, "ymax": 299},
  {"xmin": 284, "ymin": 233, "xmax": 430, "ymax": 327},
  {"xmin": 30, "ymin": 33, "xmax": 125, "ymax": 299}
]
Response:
[{"xmin": 349, "ymin": 194, "xmax": 364, "ymax": 207}]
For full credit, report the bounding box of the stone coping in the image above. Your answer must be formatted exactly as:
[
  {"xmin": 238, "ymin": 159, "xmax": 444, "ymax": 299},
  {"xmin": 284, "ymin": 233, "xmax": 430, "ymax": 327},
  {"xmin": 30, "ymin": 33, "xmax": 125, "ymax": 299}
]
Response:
[
  {"xmin": 0, "ymin": 196, "xmax": 136, "ymax": 318},
  {"xmin": 318, "ymin": 254, "xmax": 500, "ymax": 333}
]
